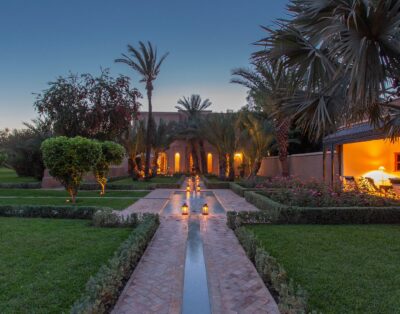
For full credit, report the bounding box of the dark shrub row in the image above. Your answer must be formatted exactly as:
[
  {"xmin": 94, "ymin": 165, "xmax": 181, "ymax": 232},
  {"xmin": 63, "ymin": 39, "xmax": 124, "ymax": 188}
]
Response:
[
  {"xmin": 202, "ymin": 176, "xmax": 230, "ymax": 189},
  {"xmin": 234, "ymin": 227, "xmax": 307, "ymax": 313},
  {"xmin": 0, "ymin": 182, "xmax": 42, "ymax": 189},
  {"xmin": 0, "ymin": 205, "xmax": 102, "ymax": 219},
  {"xmin": 229, "ymin": 182, "xmax": 260, "ymax": 197},
  {"xmin": 71, "ymin": 214, "xmax": 159, "ymax": 313}
]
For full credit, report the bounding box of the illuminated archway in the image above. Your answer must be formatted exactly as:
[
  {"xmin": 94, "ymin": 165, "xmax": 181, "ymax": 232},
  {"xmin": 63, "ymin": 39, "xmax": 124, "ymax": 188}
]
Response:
[
  {"xmin": 207, "ymin": 153, "xmax": 213, "ymax": 173},
  {"xmin": 157, "ymin": 152, "xmax": 167, "ymax": 174},
  {"xmin": 174, "ymin": 152, "xmax": 180, "ymax": 173}
]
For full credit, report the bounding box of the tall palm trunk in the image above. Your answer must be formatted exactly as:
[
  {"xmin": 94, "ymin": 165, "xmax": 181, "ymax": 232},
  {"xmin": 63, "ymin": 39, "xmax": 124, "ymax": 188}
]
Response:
[
  {"xmin": 144, "ymin": 84, "xmax": 153, "ymax": 178},
  {"xmin": 227, "ymin": 153, "xmax": 235, "ymax": 181},
  {"xmin": 190, "ymin": 139, "xmax": 200, "ymax": 173},
  {"xmin": 275, "ymin": 117, "xmax": 290, "ymax": 177},
  {"xmin": 198, "ymin": 139, "xmax": 207, "ymax": 174},
  {"xmin": 218, "ymin": 153, "xmax": 227, "ymax": 181},
  {"xmin": 151, "ymin": 150, "xmax": 159, "ymax": 177},
  {"xmin": 248, "ymin": 158, "xmax": 262, "ymax": 180}
]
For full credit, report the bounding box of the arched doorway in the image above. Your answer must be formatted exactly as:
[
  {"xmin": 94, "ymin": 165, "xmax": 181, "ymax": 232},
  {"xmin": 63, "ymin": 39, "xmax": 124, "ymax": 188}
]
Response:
[
  {"xmin": 174, "ymin": 152, "xmax": 181, "ymax": 173},
  {"xmin": 207, "ymin": 153, "xmax": 213, "ymax": 173}
]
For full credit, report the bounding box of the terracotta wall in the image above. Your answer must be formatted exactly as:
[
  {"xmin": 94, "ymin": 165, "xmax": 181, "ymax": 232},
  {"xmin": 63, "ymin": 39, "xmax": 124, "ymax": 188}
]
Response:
[
  {"xmin": 41, "ymin": 158, "xmax": 129, "ymax": 188},
  {"xmin": 258, "ymin": 151, "xmax": 339, "ymax": 182}
]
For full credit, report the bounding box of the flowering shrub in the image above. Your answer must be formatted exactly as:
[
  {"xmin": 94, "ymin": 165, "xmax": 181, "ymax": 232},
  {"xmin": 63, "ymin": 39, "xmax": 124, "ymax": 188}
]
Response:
[{"xmin": 261, "ymin": 177, "xmax": 399, "ymax": 207}]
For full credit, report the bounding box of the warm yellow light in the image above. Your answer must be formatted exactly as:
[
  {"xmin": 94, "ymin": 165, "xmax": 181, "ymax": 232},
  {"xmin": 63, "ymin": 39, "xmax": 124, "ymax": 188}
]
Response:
[
  {"xmin": 186, "ymin": 185, "xmax": 191, "ymax": 192},
  {"xmin": 378, "ymin": 166, "xmax": 385, "ymax": 171},
  {"xmin": 181, "ymin": 203, "xmax": 189, "ymax": 215},
  {"xmin": 197, "ymin": 185, "xmax": 201, "ymax": 192},
  {"xmin": 234, "ymin": 153, "xmax": 243, "ymax": 158},
  {"xmin": 202, "ymin": 203, "xmax": 209, "ymax": 215}
]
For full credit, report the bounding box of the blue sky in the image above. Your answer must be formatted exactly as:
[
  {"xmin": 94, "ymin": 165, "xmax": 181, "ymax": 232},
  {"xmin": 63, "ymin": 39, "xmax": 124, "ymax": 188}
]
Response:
[{"xmin": 0, "ymin": 0, "xmax": 288, "ymax": 129}]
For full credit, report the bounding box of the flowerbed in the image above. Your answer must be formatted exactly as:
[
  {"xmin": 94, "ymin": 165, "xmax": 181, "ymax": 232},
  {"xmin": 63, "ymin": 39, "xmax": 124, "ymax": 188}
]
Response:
[{"xmin": 261, "ymin": 177, "xmax": 399, "ymax": 207}]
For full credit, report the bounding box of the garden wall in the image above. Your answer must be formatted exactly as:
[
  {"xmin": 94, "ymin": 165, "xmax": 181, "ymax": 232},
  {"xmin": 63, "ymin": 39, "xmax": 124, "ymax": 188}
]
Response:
[
  {"xmin": 41, "ymin": 158, "xmax": 129, "ymax": 188},
  {"xmin": 257, "ymin": 151, "xmax": 339, "ymax": 182}
]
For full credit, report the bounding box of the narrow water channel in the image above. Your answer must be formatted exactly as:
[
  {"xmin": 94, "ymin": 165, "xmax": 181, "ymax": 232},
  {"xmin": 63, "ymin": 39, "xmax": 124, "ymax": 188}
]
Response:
[{"xmin": 181, "ymin": 218, "xmax": 211, "ymax": 314}]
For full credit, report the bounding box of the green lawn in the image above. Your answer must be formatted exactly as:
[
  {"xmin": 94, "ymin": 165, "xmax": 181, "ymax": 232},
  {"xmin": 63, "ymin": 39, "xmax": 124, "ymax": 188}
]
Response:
[
  {"xmin": 248, "ymin": 225, "xmax": 400, "ymax": 314},
  {"xmin": 112, "ymin": 175, "xmax": 180, "ymax": 189},
  {"xmin": 0, "ymin": 217, "xmax": 131, "ymax": 313},
  {"xmin": 0, "ymin": 189, "xmax": 149, "ymax": 210},
  {"xmin": 0, "ymin": 168, "xmax": 38, "ymax": 183}
]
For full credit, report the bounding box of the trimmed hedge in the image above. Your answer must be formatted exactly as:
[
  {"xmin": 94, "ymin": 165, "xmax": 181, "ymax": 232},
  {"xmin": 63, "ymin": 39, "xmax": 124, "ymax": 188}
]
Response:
[
  {"xmin": 242, "ymin": 191, "xmax": 400, "ymax": 225},
  {"xmin": 71, "ymin": 214, "xmax": 160, "ymax": 313},
  {"xmin": 0, "ymin": 205, "xmax": 103, "ymax": 219},
  {"xmin": 202, "ymin": 176, "xmax": 230, "ymax": 189},
  {"xmin": 234, "ymin": 227, "xmax": 307, "ymax": 313},
  {"xmin": 0, "ymin": 182, "xmax": 42, "ymax": 189},
  {"xmin": 80, "ymin": 175, "xmax": 186, "ymax": 191},
  {"xmin": 229, "ymin": 182, "xmax": 260, "ymax": 197}
]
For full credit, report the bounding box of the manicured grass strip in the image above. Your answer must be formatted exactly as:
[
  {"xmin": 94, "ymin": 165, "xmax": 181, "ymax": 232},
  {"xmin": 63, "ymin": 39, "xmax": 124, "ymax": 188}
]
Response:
[
  {"xmin": 0, "ymin": 197, "xmax": 137, "ymax": 210},
  {"xmin": 112, "ymin": 176, "xmax": 180, "ymax": 188},
  {"xmin": 0, "ymin": 189, "xmax": 149, "ymax": 198},
  {"xmin": 247, "ymin": 224, "xmax": 400, "ymax": 314},
  {"xmin": 0, "ymin": 217, "xmax": 131, "ymax": 313},
  {"xmin": 0, "ymin": 168, "xmax": 38, "ymax": 183}
]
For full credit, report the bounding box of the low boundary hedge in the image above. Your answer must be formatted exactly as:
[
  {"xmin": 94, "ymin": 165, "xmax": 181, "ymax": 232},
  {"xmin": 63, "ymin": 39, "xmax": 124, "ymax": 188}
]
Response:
[
  {"xmin": 229, "ymin": 182, "xmax": 260, "ymax": 197},
  {"xmin": 202, "ymin": 176, "xmax": 230, "ymax": 189},
  {"xmin": 0, "ymin": 182, "xmax": 42, "ymax": 189},
  {"xmin": 71, "ymin": 214, "xmax": 160, "ymax": 313},
  {"xmin": 0, "ymin": 205, "xmax": 103, "ymax": 219},
  {"xmin": 241, "ymin": 191, "xmax": 400, "ymax": 225},
  {"xmin": 234, "ymin": 226, "xmax": 308, "ymax": 313}
]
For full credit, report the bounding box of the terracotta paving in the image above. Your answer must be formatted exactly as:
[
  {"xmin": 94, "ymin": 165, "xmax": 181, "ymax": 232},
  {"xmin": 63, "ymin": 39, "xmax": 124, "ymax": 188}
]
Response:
[
  {"xmin": 112, "ymin": 182, "xmax": 279, "ymax": 314},
  {"xmin": 112, "ymin": 215, "xmax": 188, "ymax": 314},
  {"xmin": 201, "ymin": 216, "xmax": 279, "ymax": 314},
  {"xmin": 118, "ymin": 189, "xmax": 173, "ymax": 216}
]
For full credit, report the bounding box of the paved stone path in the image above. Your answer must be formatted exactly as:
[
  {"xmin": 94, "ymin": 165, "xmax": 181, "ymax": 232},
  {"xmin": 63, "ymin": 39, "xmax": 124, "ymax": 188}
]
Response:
[
  {"xmin": 119, "ymin": 189, "xmax": 174, "ymax": 216},
  {"xmin": 202, "ymin": 216, "xmax": 279, "ymax": 314},
  {"xmin": 112, "ymin": 216, "xmax": 188, "ymax": 314},
  {"xmin": 113, "ymin": 183, "xmax": 279, "ymax": 314}
]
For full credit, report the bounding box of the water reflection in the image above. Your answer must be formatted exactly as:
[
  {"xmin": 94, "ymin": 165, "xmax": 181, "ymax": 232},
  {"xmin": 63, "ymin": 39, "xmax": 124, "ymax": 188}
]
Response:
[{"xmin": 163, "ymin": 191, "xmax": 225, "ymax": 215}]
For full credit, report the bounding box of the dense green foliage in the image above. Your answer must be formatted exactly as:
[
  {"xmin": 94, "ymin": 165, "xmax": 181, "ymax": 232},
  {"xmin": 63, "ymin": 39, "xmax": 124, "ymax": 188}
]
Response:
[
  {"xmin": 0, "ymin": 152, "xmax": 7, "ymax": 167},
  {"xmin": 248, "ymin": 224, "xmax": 400, "ymax": 313},
  {"xmin": 0, "ymin": 120, "xmax": 51, "ymax": 180},
  {"xmin": 0, "ymin": 218, "xmax": 131, "ymax": 313},
  {"xmin": 93, "ymin": 141, "xmax": 125, "ymax": 195},
  {"xmin": 41, "ymin": 136, "xmax": 102, "ymax": 202},
  {"xmin": 34, "ymin": 70, "xmax": 141, "ymax": 140}
]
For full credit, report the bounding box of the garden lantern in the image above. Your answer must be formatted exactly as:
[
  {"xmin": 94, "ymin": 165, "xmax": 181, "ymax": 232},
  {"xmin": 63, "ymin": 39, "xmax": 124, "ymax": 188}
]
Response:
[
  {"xmin": 186, "ymin": 185, "xmax": 191, "ymax": 192},
  {"xmin": 202, "ymin": 203, "xmax": 209, "ymax": 215},
  {"xmin": 181, "ymin": 203, "xmax": 189, "ymax": 215}
]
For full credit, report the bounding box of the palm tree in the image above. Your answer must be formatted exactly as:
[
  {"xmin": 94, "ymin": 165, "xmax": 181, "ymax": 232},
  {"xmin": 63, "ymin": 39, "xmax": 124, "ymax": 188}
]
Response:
[
  {"xmin": 175, "ymin": 95, "xmax": 212, "ymax": 174},
  {"xmin": 232, "ymin": 60, "xmax": 298, "ymax": 176},
  {"xmin": 237, "ymin": 112, "xmax": 275, "ymax": 179},
  {"xmin": 202, "ymin": 112, "xmax": 239, "ymax": 180},
  {"xmin": 254, "ymin": 0, "xmax": 400, "ymax": 140},
  {"xmin": 115, "ymin": 41, "xmax": 169, "ymax": 178},
  {"xmin": 150, "ymin": 118, "xmax": 175, "ymax": 175}
]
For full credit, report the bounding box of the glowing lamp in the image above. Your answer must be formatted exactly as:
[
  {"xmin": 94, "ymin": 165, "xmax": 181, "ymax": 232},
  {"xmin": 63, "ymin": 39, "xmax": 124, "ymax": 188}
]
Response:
[
  {"xmin": 378, "ymin": 166, "xmax": 385, "ymax": 171},
  {"xmin": 186, "ymin": 185, "xmax": 191, "ymax": 192},
  {"xmin": 197, "ymin": 185, "xmax": 201, "ymax": 192},
  {"xmin": 181, "ymin": 203, "xmax": 189, "ymax": 215},
  {"xmin": 202, "ymin": 203, "xmax": 209, "ymax": 215}
]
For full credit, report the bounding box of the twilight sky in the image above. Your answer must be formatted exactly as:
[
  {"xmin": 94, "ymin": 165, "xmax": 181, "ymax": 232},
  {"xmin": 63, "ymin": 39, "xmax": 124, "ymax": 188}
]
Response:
[{"xmin": 0, "ymin": 0, "xmax": 288, "ymax": 129}]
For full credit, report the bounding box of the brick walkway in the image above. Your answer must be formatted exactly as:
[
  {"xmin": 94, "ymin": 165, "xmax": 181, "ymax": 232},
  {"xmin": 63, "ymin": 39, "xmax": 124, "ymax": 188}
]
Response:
[
  {"xmin": 118, "ymin": 189, "xmax": 173, "ymax": 216},
  {"xmin": 201, "ymin": 216, "xmax": 279, "ymax": 314},
  {"xmin": 112, "ymin": 215, "xmax": 188, "ymax": 314},
  {"xmin": 113, "ymin": 184, "xmax": 279, "ymax": 314}
]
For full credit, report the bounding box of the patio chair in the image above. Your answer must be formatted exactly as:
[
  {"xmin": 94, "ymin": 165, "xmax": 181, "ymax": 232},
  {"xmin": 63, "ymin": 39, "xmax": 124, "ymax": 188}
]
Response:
[
  {"xmin": 342, "ymin": 176, "xmax": 358, "ymax": 191},
  {"xmin": 357, "ymin": 176, "xmax": 381, "ymax": 194},
  {"xmin": 389, "ymin": 178, "xmax": 400, "ymax": 196}
]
